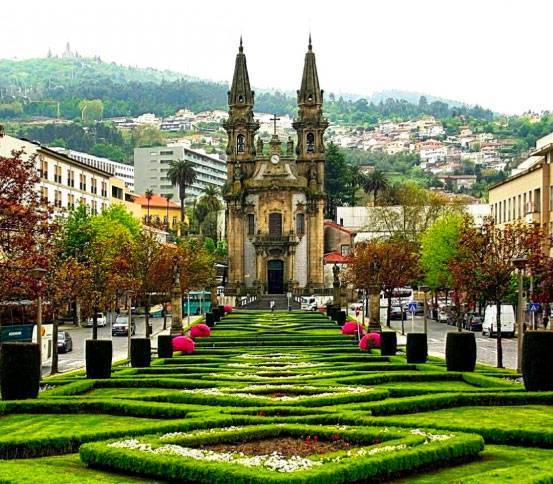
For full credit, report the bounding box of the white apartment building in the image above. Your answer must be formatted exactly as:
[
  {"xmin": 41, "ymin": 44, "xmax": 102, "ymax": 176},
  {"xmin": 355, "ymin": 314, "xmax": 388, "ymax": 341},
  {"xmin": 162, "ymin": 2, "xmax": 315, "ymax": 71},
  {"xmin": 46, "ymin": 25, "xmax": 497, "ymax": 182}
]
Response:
[
  {"xmin": 50, "ymin": 147, "xmax": 135, "ymax": 191},
  {"xmin": 134, "ymin": 144, "xmax": 227, "ymax": 202},
  {"xmin": 0, "ymin": 135, "xmax": 112, "ymax": 214}
]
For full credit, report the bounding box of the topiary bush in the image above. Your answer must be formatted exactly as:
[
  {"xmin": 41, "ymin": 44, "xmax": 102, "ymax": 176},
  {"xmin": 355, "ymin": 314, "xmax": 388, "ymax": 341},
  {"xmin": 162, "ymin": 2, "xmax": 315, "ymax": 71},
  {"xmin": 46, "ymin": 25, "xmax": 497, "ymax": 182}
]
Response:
[
  {"xmin": 0, "ymin": 342, "xmax": 40, "ymax": 400},
  {"xmin": 446, "ymin": 332, "xmax": 476, "ymax": 372},
  {"xmin": 212, "ymin": 308, "xmax": 221, "ymax": 323},
  {"xmin": 205, "ymin": 313, "xmax": 215, "ymax": 327},
  {"xmin": 407, "ymin": 333, "xmax": 428, "ymax": 363},
  {"xmin": 381, "ymin": 331, "xmax": 397, "ymax": 356},
  {"xmin": 336, "ymin": 310, "xmax": 346, "ymax": 326},
  {"xmin": 157, "ymin": 335, "xmax": 173, "ymax": 359},
  {"xmin": 85, "ymin": 340, "xmax": 112, "ymax": 380},
  {"xmin": 522, "ymin": 331, "xmax": 553, "ymax": 391},
  {"xmin": 130, "ymin": 339, "xmax": 151, "ymax": 368},
  {"xmin": 218, "ymin": 305, "xmax": 225, "ymax": 316}
]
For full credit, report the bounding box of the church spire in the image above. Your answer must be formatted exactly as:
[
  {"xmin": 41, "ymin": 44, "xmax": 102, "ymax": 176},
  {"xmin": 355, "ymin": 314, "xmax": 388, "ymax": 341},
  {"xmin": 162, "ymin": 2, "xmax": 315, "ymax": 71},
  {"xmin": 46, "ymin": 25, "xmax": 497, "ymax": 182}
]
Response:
[
  {"xmin": 297, "ymin": 35, "xmax": 322, "ymax": 106},
  {"xmin": 228, "ymin": 38, "xmax": 254, "ymax": 107}
]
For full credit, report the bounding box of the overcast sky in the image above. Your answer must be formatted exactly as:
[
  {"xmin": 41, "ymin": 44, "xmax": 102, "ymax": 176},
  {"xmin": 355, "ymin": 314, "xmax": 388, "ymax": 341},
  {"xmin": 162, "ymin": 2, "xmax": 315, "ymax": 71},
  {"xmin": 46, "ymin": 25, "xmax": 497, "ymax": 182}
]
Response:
[{"xmin": 1, "ymin": 0, "xmax": 552, "ymax": 114}]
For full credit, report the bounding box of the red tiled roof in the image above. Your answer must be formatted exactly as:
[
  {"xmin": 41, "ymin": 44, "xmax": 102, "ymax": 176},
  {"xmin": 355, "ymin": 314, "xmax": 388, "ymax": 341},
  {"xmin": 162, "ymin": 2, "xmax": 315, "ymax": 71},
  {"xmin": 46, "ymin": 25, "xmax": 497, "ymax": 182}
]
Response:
[
  {"xmin": 134, "ymin": 194, "xmax": 179, "ymax": 208},
  {"xmin": 324, "ymin": 251, "xmax": 350, "ymax": 264},
  {"xmin": 324, "ymin": 220, "xmax": 354, "ymax": 234}
]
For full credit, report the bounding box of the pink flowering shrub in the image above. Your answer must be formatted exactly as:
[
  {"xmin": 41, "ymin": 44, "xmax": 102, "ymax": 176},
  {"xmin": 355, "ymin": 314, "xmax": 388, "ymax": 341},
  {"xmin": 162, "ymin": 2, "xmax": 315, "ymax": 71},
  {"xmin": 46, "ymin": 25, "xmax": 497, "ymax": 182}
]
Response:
[
  {"xmin": 190, "ymin": 324, "xmax": 211, "ymax": 339},
  {"xmin": 359, "ymin": 332, "xmax": 381, "ymax": 350},
  {"xmin": 341, "ymin": 321, "xmax": 365, "ymax": 335},
  {"xmin": 172, "ymin": 336, "xmax": 195, "ymax": 353}
]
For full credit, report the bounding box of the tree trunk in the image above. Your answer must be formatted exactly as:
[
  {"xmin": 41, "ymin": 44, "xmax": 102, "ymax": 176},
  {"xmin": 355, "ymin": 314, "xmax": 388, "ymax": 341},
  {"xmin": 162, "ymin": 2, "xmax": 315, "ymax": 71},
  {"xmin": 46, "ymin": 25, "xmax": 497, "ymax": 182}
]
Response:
[
  {"xmin": 386, "ymin": 294, "xmax": 392, "ymax": 327},
  {"xmin": 456, "ymin": 301, "xmax": 463, "ymax": 333},
  {"xmin": 50, "ymin": 313, "xmax": 58, "ymax": 375},
  {"xmin": 145, "ymin": 294, "xmax": 151, "ymax": 338},
  {"xmin": 163, "ymin": 301, "xmax": 167, "ymax": 331},
  {"xmin": 92, "ymin": 307, "xmax": 98, "ymax": 340},
  {"xmin": 496, "ymin": 300, "xmax": 503, "ymax": 368}
]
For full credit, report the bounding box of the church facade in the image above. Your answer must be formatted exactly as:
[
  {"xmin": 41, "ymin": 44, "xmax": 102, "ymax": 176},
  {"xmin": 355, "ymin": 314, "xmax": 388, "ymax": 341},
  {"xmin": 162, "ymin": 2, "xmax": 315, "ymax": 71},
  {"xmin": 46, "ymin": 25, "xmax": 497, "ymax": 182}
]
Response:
[{"xmin": 223, "ymin": 38, "xmax": 328, "ymax": 296}]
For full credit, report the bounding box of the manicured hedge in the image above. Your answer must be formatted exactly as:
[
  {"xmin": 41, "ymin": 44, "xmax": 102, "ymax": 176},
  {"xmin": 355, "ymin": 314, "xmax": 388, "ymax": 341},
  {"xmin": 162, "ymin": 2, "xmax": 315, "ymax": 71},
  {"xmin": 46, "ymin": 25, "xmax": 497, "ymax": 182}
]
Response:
[
  {"xmin": 522, "ymin": 331, "xmax": 553, "ymax": 391},
  {"xmin": 157, "ymin": 335, "xmax": 173, "ymax": 359},
  {"xmin": 205, "ymin": 313, "xmax": 215, "ymax": 327},
  {"xmin": 0, "ymin": 343, "xmax": 40, "ymax": 400},
  {"xmin": 406, "ymin": 333, "xmax": 427, "ymax": 363},
  {"xmin": 86, "ymin": 340, "xmax": 112, "ymax": 380},
  {"xmin": 446, "ymin": 332, "xmax": 476, "ymax": 372},
  {"xmin": 130, "ymin": 339, "xmax": 151, "ymax": 368}
]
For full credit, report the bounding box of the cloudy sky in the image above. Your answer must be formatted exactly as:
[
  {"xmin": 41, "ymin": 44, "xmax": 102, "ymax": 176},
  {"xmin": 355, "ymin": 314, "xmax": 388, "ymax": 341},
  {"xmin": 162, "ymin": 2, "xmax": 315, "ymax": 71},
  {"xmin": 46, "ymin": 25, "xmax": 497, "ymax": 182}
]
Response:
[{"xmin": 1, "ymin": 0, "xmax": 551, "ymax": 114}]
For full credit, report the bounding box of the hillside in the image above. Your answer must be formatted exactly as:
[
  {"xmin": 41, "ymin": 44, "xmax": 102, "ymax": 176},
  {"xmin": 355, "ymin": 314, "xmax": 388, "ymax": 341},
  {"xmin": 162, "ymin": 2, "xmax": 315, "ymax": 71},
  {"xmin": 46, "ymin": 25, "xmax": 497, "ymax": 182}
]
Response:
[{"xmin": 0, "ymin": 56, "xmax": 494, "ymax": 122}]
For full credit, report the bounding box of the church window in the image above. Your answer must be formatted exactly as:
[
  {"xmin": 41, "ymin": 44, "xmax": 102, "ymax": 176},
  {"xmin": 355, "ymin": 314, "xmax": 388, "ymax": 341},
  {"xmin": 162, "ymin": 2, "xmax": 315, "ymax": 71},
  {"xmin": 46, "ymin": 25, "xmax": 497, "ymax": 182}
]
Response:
[
  {"xmin": 306, "ymin": 132, "xmax": 315, "ymax": 153},
  {"xmin": 237, "ymin": 134, "xmax": 245, "ymax": 153},
  {"xmin": 308, "ymin": 93, "xmax": 313, "ymax": 102},
  {"xmin": 268, "ymin": 213, "xmax": 282, "ymax": 236},
  {"xmin": 247, "ymin": 213, "xmax": 255, "ymax": 236},
  {"xmin": 238, "ymin": 95, "xmax": 244, "ymax": 103},
  {"xmin": 296, "ymin": 213, "xmax": 305, "ymax": 236}
]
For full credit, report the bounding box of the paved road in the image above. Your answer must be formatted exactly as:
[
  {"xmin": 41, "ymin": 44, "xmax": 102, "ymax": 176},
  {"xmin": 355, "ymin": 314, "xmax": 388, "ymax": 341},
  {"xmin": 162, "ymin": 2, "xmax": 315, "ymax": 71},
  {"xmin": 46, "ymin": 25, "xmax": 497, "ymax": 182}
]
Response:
[
  {"xmin": 352, "ymin": 312, "xmax": 518, "ymax": 369},
  {"xmin": 41, "ymin": 315, "xmax": 175, "ymax": 376}
]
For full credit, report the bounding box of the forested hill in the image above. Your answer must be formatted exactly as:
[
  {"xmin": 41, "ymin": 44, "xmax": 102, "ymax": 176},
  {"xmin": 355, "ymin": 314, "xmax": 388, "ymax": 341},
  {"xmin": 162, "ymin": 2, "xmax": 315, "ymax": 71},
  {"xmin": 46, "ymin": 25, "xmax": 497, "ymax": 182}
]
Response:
[{"xmin": 0, "ymin": 56, "xmax": 494, "ymax": 122}]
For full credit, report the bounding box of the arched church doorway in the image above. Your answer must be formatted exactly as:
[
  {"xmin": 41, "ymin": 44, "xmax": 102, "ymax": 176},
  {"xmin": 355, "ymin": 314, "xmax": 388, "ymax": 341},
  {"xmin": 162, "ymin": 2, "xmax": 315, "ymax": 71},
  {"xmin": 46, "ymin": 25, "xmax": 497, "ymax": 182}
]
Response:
[{"xmin": 267, "ymin": 259, "xmax": 284, "ymax": 294}]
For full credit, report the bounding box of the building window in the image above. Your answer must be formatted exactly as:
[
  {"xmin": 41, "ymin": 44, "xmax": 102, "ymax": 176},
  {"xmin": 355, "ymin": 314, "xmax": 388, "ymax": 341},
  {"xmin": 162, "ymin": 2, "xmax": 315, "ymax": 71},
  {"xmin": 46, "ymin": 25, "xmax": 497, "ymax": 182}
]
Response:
[
  {"xmin": 268, "ymin": 213, "xmax": 282, "ymax": 236},
  {"xmin": 54, "ymin": 165, "xmax": 62, "ymax": 183},
  {"xmin": 39, "ymin": 159, "xmax": 48, "ymax": 179},
  {"xmin": 306, "ymin": 132, "xmax": 315, "ymax": 153},
  {"xmin": 68, "ymin": 194, "xmax": 75, "ymax": 209},
  {"xmin": 523, "ymin": 192, "xmax": 527, "ymax": 214},
  {"xmin": 236, "ymin": 134, "xmax": 245, "ymax": 154},
  {"xmin": 40, "ymin": 186, "xmax": 48, "ymax": 205},
  {"xmin": 91, "ymin": 200, "xmax": 98, "ymax": 214},
  {"xmin": 80, "ymin": 174, "xmax": 86, "ymax": 191},
  {"xmin": 172, "ymin": 216, "xmax": 177, "ymax": 228},
  {"xmin": 535, "ymin": 189, "xmax": 541, "ymax": 212},
  {"xmin": 160, "ymin": 150, "xmax": 174, "ymax": 155},
  {"xmin": 296, "ymin": 213, "xmax": 305, "ymax": 236},
  {"xmin": 54, "ymin": 190, "xmax": 62, "ymax": 208},
  {"xmin": 101, "ymin": 181, "xmax": 107, "ymax": 198},
  {"xmin": 91, "ymin": 178, "xmax": 97, "ymax": 195},
  {"xmin": 67, "ymin": 170, "xmax": 75, "ymax": 187},
  {"xmin": 498, "ymin": 201, "xmax": 502, "ymax": 223},
  {"xmin": 247, "ymin": 213, "xmax": 255, "ymax": 236}
]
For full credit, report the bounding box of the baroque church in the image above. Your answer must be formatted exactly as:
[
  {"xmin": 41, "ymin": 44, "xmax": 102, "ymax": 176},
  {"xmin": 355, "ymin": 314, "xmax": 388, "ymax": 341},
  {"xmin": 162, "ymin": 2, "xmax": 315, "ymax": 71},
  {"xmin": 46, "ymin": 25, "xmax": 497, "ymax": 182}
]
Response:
[{"xmin": 223, "ymin": 37, "xmax": 328, "ymax": 296}]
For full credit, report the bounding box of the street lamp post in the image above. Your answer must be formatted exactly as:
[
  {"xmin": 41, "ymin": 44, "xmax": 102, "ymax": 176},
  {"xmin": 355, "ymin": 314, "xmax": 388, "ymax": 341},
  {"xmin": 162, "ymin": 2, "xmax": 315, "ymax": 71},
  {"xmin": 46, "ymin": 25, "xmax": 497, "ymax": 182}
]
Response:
[
  {"xmin": 31, "ymin": 267, "xmax": 47, "ymax": 364},
  {"xmin": 420, "ymin": 285, "xmax": 430, "ymax": 334},
  {"xmin": 513, "ymin": 257, "xmax": 527, "ymax": 372},
  {"xmin": 126, "ymin": 290, "xmax": 133, "ymax": 360}
]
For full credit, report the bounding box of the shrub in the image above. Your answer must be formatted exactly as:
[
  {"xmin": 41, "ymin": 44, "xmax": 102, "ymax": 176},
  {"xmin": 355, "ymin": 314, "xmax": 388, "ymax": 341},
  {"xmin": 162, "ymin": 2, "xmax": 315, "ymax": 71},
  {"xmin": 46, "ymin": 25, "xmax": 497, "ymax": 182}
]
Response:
[
  {"xmin": 381, "ymin": 331, "xmax": 397, "ymax": 356},
  {"xmin": 85, "ymin": 340, "xmax": 112, "ymax": 380},
  {"xmin": 0, "ymin": 343, "xmax": 40, "ymax": 400},
  {"xmin": 336, "ymin": 310, "xmax": 346, "ymax": 326},
  {"xmin": 406, "ymin": 333, "xmax": 427, "ymax": 363},
  {"xmin": 522, "ymin": 331, "xmax": 553, "ymax": 391},
  {"xmin": 157, "ymin": 336, "xmax": 173, "ymax": 359},
  {"xmin": 446, "ymin": 332, "xmax": 476, "ymax": 372},
  {"xmin": 218, "ymin": 305, "xmax": 225, "ymax": 315},
  {"xmin": 205, "ymin": 313, "xmax": 215, "ymax": 327},
  {"xmin": 130, "ymin": 339, "xmax": 151, "ymax": 368},
  {"xmin": 212, "ymin": 308, "xmax": 221, "ymax": 323}
]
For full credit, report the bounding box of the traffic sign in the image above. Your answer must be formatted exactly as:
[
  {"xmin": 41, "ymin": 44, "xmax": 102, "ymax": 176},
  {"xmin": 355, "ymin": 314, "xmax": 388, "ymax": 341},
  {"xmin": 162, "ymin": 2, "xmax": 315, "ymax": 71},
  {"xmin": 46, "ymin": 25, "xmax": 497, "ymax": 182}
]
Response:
[
  {"xmin": 528, "ymin": 302, "xmax": 540, "ymax": 312},
  {"xmin": 408, "ymin": 302, "xmax": 418, "ymax": 313}
]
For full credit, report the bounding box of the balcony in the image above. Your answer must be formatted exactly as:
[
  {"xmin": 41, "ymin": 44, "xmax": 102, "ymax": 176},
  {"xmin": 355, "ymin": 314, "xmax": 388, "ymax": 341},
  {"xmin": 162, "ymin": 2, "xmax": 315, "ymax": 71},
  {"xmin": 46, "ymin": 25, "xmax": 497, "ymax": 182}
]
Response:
[{"xmin": 253, "ymin": 232, "xmax": 298, "ymax": 252}]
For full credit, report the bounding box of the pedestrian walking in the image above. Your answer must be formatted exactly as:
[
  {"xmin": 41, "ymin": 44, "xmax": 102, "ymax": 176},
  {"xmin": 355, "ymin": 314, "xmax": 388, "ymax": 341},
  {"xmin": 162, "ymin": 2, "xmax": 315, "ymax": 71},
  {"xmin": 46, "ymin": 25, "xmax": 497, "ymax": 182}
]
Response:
[{"xmin": 270, "ymin": 300, "xmax": 275, "ymax": 312}]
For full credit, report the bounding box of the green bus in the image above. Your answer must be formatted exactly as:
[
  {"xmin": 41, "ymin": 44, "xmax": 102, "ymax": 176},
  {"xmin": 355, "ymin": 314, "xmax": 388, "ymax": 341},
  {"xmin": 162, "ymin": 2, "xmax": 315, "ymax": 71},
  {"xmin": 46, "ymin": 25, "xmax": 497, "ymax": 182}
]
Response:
[{"xmin": 183, "ymin": 291, "xmax": 212, "ymax": 316}]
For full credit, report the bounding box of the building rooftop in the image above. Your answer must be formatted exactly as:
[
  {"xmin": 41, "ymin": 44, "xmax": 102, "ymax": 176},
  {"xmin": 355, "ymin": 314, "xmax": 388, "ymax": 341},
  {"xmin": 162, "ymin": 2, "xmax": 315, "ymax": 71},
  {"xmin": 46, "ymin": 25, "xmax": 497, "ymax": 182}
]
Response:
[{"xmin": 134, "ymin": 193, "xmax": 179, "ymax": 208}]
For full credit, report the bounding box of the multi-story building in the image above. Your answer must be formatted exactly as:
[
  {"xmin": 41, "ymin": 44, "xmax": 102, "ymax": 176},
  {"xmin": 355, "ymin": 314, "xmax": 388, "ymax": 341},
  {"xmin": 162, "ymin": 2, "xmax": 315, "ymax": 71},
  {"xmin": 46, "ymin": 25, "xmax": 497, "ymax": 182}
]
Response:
[
  {"xmin": 132, "ymin": 193, "xmax": 182, "ymax": 231},
  {"xmin": 489, "ymin": 132, "xmax": 553, "ymax": 235},
  {"xmin": 50, "ymin": 147, "xmax": 135, "ymax": 191},
  {"xmin": 0, "ymin": 135, "xmax": 112, "ymax": 214},
  {"xmin": 134, "ymin": 145, "xmax": 227, "ymax": 203}
]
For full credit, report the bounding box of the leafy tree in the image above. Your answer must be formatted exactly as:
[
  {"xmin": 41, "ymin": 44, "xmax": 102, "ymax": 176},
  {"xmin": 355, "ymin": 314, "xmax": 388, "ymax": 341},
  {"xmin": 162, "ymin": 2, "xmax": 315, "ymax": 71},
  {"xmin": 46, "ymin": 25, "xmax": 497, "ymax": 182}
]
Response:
[
  {"xmin": 420, "ymin": 213, "xmax": 465, "ymax": 293},
  {"xmin": 167, "ymin": 159, "xmax": 197, "ymax": 224},
  {"xmin": 131, "ymin": 125, "xmax": 163, "ymax": 148},
  {"xmin": 361, "ymin": 169, "xmax": 390, "ymax": 205},
  {"xmin": 324, "ymin": 143, "xmax": 359, "ymax": 218},
  {"xmin": 78, "ymin": 99, "xmax": 104, "ymax": 121}
]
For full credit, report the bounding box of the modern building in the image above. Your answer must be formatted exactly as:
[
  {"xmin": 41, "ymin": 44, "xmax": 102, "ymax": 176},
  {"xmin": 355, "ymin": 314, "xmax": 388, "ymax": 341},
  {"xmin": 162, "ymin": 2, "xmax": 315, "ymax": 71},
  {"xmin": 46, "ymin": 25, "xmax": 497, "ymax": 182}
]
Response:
[
  {"xmin": 489, "ymin": 132, "xmax": 553, "ymax": 235},
  {"xmin": 223, "ymin": 38, "xmax": 327, "ymax": 296},
  {"xmin": 50, "ymin": 147, "xmax": 135, "ymax": 191},
  {"xmin": 134, "ymin": 145, "xmax": 227, "ymax": 203},
  {"xmin": 0, "ymin": 134, "xmax": 112, "ymax": 214}
]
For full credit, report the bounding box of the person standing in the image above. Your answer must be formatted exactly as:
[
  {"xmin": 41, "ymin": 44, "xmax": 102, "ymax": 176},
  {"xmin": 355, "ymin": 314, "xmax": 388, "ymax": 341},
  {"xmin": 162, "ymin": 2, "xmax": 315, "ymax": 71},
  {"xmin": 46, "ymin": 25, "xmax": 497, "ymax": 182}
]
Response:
[{"xmin": 270, "ymin": 300, "xmax": 275, "ymax": 312}]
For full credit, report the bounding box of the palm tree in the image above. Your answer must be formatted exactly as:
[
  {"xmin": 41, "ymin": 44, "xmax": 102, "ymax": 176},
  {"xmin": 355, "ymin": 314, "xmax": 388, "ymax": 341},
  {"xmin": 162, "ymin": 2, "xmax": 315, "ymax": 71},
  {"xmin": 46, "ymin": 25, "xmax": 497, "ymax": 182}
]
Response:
[
  {"xmin": 361, "ymin": 169, "xmax": 390, "ymax": 205},
  {"xmin": 200, "ymin": 185, "xmax": 222, "ymax": 212},
  {"xmin": 144, "ymin": 189, "xmax": 154, "ymax": 224},
  {"xmin": 165, "ymin": 193, "xmax": 173, "ymax": 230},
  {"xmin": 167, "ymin": 160, "xmax": 197, "ymax": 223}
]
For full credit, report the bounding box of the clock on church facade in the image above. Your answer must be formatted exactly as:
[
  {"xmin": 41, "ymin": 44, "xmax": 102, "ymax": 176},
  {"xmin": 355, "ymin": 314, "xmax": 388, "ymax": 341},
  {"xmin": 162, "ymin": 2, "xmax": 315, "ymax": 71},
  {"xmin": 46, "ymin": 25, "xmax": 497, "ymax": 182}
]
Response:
[{"xmin": 223, "ymin": 37, "xmax": 328, "ymax": 296}]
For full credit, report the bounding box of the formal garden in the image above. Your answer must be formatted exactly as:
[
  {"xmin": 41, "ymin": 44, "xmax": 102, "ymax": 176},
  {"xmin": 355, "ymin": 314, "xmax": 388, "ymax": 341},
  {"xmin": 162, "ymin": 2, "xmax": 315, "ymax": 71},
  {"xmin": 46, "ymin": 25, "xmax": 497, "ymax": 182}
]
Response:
[{"xmin": 0, "ymin": 309, "xmax": 553, "ymax": 483}]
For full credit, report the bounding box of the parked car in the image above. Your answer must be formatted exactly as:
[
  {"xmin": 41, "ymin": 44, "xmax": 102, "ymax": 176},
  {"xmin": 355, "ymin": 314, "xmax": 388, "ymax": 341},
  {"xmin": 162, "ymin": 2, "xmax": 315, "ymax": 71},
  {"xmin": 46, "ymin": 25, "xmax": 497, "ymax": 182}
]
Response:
[
  {"xmin": 390, "ymin": 305, "xmax": 405, "ymax": 320},
  {"xmin": 482, "ymin": 304, "xmax": 515, "ymax": 337},
  {"xmin": 301, "ymin": 296, "xmax": 318, "ymax": 311},
  {"xmin": 83, "ymin": 312, "xmax": 107, "ymax": 328},
  {"xmin": 350, "ymin": 300, "xmax": 364, "ymax": 311},
  {"xmin": 438, "ymin": 306, "xmax": 452, "ymax": 323},
  {"xmin": 112, "ymin": 315, "xmax": 136, "ymax": 336},
  {"xmin": 57, "ymin": 331, "xmax": 73, "ymax": 353},
  {"xmin": 463, "ymin": 313, "xmax": 483, "ymax": 332}
]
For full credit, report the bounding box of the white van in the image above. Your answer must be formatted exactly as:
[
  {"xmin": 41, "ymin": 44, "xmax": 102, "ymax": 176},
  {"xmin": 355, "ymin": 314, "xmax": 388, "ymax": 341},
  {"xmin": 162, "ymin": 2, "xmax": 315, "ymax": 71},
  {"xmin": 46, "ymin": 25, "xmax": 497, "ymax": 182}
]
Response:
[{"xmin": 482, "ymin": 304, "xmax": 515, "ymax": 337}]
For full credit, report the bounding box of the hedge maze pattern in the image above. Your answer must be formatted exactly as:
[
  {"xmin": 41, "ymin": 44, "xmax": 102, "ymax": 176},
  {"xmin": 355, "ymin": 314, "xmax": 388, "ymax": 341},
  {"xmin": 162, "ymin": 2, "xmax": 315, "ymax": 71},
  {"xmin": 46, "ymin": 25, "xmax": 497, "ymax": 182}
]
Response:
[{"xmin": 1, "ymin": 310, "xmax": 553, "ymax": 482}]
